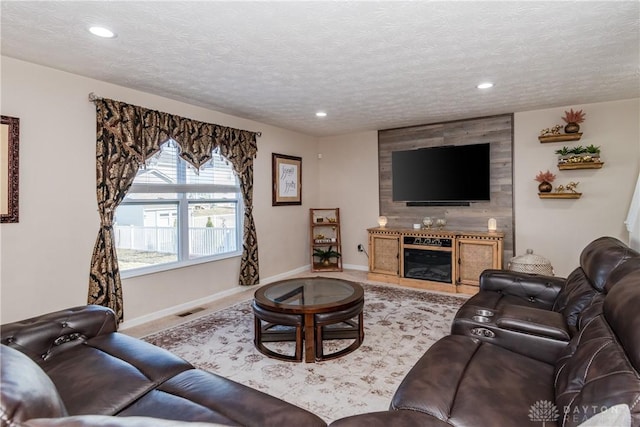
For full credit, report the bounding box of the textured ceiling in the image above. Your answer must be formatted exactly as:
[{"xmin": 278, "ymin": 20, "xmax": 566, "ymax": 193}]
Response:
[{"xmin": 1, "ymin": 1, "xmax": 639, "ymax": 137}]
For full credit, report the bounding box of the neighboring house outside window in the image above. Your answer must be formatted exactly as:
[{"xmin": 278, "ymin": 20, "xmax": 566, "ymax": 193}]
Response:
[{"xmin": 114, "ymin": 140, "xmax": 242, "ymax": 277}]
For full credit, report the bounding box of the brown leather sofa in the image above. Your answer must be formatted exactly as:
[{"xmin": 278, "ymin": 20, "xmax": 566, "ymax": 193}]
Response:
[
  {"xmin": 452, "ymin": 236, "xmax": 640, "ymax": 363},
  {"xmin": 1, "ymin": 305, "xmax": 326, "ymax": 427},
  {"xmin": 459, "ymin": 236, "xmax": 639, "ymax": 328},
  {"xmin": 331, "ymin": 237, "xmax": 640, "ymax": 426}
]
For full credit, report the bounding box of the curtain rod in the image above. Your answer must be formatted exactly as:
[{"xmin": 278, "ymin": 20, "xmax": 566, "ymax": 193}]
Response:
[{"xmin": 87, "ymin": 92, "xmax": 262, "ymax": 137}]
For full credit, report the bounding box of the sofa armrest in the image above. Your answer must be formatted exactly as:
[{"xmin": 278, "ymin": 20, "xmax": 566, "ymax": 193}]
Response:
[
  {"xmin": 496, "ymin": 305, "xmax": 570, "ymax": 341},
  {"xmin": 479, "ymin": 269, "xmax": 565, "ymax": 307},
  {"xmin": 0, "ymin": 305, "xmax": 117, "ymax": 361}
]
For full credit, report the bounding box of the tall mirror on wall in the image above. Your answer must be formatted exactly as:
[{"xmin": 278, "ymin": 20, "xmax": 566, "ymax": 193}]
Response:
[{"xmin": 1, "ymin": 115, "xmax": 19, "ymax": 223}]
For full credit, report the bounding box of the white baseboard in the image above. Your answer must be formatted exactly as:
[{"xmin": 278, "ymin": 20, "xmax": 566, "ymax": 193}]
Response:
[
  {"xmin": 119, "ymin": 265, "xmax": 312, "ymax": 331},
  {"xmin": 119, "ymin": 287, "xmax": 245, "ymax": 330},
  {"xmin": 343, "ymin": 263, "xmax": 368, "ymax": 272},
  {"xmin": 259, "ymin": 264, "xmax": 310, "ymax": 284}
]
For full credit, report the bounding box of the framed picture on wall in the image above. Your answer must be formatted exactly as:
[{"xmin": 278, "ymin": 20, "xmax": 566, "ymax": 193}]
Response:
[
  {"xmin": 272, "ymin": 153, "xmax": 302, "ymax": 206},
  {"xmin": 1, "ymin": 115, "xmax": 19, "ymax": 223}
]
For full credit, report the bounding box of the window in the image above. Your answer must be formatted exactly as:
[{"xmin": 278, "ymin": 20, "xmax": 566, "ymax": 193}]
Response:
[{"xmin": 114, "ymin": 140, "xmax": 242, "ymax": 276}]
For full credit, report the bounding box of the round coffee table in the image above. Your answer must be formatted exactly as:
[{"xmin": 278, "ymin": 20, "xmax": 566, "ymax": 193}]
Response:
[{"xmin": 253, "ymin": 277, "xmax": 364, "ymax": 363}]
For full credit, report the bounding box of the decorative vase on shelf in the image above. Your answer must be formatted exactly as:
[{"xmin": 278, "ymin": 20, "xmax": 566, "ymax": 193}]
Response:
[
  {"xmin": 561, "ymin": 109, "xmax": 585, "ymax": 134},
  {"xmin": 564, "ymin": 122, "xmax": 580, "ymax": 134},
  {"xmin": 422, "ymin": 217, "xmax": 433, "ymax": 229},
  {"xmin": 538, "ymin": 181, "xmax": 553, "ymax": 193}
]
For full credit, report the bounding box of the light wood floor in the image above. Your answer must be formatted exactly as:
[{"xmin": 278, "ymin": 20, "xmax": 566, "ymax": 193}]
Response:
[{"xmin": 121, "ymin": 269, "xmax": 372, "ymax": 338}]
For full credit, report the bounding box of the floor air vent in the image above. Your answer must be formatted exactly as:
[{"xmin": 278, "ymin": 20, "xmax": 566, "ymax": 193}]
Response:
[{"xmin": 176, "ymin": 307, "xmax": 205, "ymax": 317}]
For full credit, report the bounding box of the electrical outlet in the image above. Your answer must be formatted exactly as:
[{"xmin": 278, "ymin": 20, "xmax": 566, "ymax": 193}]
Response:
[{"xmin": 357, "ymin": 244, "xmax": 364, "ymax": 252}]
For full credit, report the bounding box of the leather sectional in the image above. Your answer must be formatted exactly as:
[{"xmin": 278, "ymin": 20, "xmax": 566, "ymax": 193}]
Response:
[
  {"xmin": 331, "ymin": 236, "xmax": 640, "ymax": 426},
  {"xmin": 1, "ymin": 306, "xmax": 326, "ymax": 427},
  {"xmin": 451, "ymin": 236, "xmax": 640, "ymax": 363},
  {"xmin": 2, "ymin": 236, "xmax": 639, "ymax": 426}
]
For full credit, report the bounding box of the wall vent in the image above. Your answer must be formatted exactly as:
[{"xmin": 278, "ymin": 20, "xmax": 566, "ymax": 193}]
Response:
[{"xmin": 176, "ymin": 307, "xmax": 205, "ymax": 317}]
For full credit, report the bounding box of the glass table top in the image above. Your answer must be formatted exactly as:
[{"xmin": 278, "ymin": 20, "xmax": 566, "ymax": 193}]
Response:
[{"xmin": 261, "ymin": 278, "xmax": 356, "ymax": 306}]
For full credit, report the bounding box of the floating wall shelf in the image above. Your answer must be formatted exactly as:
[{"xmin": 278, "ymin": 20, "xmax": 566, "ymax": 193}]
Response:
[
  {"xmin": 558, "ymin": 162, "xmax": 604, "ymax": 170},
  {"xmin": 538, "ymin": 193, "xmax": 582, "ymax": 199},
  {"xmin": 538, "ymin": 133, "xmax": 583, "ymax": 143}
]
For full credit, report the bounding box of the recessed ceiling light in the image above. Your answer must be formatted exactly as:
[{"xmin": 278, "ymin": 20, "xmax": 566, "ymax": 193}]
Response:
[
  {"xmin": 477, "ymin": 82, "xmax": 494, "ymax": 89},
  {"xmin": 89, "ymin": 26, "xmax": 116, "ymax": 38},
  {"xmin": 316, "ymin": 112, "xmax": 327, "ymax": 118}
]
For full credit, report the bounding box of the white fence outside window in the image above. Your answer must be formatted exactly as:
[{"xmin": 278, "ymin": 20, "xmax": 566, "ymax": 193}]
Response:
[{"xmin": 114, "ymin": 225, "xmax": 237, "ymax": 256}]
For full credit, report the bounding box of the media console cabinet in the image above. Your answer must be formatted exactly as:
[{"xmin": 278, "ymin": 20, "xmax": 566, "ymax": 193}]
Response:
[{"xmin": 367, "ymin": 228, "xmax": 504, "ymax": 295}]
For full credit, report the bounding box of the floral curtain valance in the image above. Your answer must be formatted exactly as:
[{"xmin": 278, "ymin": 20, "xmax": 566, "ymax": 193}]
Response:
[
  {"xmin": 89, "ymin": 97, "xmax": 260, "ymax": 323},
  {"xmin": 97, "ymin": 98, "xmax": 258, "ymax": 170}
]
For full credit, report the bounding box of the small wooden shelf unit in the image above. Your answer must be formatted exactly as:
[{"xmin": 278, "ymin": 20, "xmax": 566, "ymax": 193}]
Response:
[
  {"xmin": 538, "ymin": 193, "xmax": 582, "ymax": 199},
  {"xmin": 557, "ymin": 162, "xmax": 604, "ymax": 170},
  {"xmin": 538, "ymin": 133, "xmax": 582, "ymax": 143},
  {"xmin": 367, "ymin": 228, "xmax": 504, "ymax": 295},
  {"xmin": 310, "ymin": 208, "xmax": 343, "ymax": 272}
]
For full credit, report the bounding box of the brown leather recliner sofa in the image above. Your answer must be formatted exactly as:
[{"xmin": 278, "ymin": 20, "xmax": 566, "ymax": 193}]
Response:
[
  {"xmin": 452, "ymin": 236, "xmax": 640, "ymax": 363},
  {"xmin": 331, "ymin": 237, "xmax": 640, "ymax": 426},
  {"xmin": 1, "ymin": 305, "xmax": 326, "ymax": 427}
]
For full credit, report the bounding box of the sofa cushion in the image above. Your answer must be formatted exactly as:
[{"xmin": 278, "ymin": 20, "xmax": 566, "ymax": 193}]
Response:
[
  {"xmin": 40, "ymin": 333, "xmax": 192, "ymax": 416},
  {"xmin": 579, "ymin": 236, "xmax": 639, "ymax": 292},
  {"xmin": 118, "ymin": 369, "xmax": 327, "ymax": 427},
  {"xmin": 554, "ymin": 270, "xmax": 640, "ymax": 427},
  {"xmin": 0, "ymin": 345, "xmax": 68, "ymax": 424},
  {"xmin": 603, "ymin": 270, "xmax": 640, "ymax": 372},
  {"xmin": 552, "ymin": 267, "xmax": 598, "ymax": 328},
  {"xmin": 552, "ymin": 237, "xmax": 639, "ymax": 327},
  {"xmin": 603, "ymin": 257, "xmax": 640, "ymax": 294},
  {"xmin": 391, "ymin": 335, "xmax": 555, "ymax": 426}
]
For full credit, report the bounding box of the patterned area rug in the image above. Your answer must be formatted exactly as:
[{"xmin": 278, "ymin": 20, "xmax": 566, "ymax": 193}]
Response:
[{"xmin": 143, "ymin": 283, "xmax": 466, "ymax": 423}]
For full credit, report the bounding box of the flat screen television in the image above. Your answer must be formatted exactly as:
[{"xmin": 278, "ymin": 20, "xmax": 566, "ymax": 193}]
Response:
[{"xmin": 391, "ymin": 143, "xmax": 491, "ymax": 205}]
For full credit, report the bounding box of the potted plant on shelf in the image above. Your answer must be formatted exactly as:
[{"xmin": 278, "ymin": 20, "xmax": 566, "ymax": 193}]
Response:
[
  {"xmin": 555, "ymin": 144, "xmax": 601, "ymax": 165},
  {"xmin": 562, "ymin": 108, "xmax": 586, "ymax": 134},
  {"xmin": 534, "ymin": 170, "xmax": 556, "ymax": 193},
  {"xmin": 313, "ymin": 246, "xmax": 341, "ymax": 267},
  {"xmin": 555, "ymin": 146, "xmax": 571, "ymax": 163},
  {"xmin": 584, "ymin": 144, "xmax": 601, "ymax": 161}
]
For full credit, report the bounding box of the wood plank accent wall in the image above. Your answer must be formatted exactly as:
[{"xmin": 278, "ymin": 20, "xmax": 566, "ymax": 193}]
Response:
[{"xmin": 378, "ymin": 114, "xmax": 514, "ymax": 264}]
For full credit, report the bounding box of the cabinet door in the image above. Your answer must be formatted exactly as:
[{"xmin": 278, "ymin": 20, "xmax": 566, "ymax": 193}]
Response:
[
  {"xmin": 457, "ymin": 239, "xmax": 500, "ymax": 286},
  {"xmin": 370, "ymin": 234, "xmax": 399, "ymax": 276}
]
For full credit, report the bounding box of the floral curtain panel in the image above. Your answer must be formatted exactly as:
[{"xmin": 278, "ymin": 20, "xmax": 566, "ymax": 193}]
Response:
[{"xmin": 89, "ymin": 98, "xmax": 259, "ymax": 323}]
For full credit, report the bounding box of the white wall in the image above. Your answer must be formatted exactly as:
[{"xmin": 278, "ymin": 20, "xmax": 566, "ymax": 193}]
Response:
[
  {"xmin": 316, "ymin": 131, "xmax": 379, "ymax": 269},
  {"xmin": 0, "ymin": 57, "xmax": 319, "ymax": 324},
  {"xmin": 514, "ymin": 99, "xmax": 639, "ymax": 277}
]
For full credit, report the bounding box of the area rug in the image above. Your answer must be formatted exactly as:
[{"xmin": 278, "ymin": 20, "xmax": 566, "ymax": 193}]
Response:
[{"xmin": 143, "ymin": 283, "xmax": 466, "ymax": 423}]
